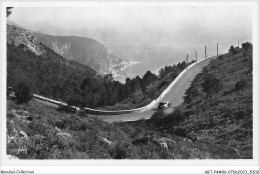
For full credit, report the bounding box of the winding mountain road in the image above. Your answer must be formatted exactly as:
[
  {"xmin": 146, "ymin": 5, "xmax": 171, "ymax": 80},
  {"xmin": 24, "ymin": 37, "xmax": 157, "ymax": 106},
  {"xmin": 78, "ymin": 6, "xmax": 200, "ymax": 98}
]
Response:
[{"xmin": 95, "ymin": 55, "xmax": 217, "ymax": 123}]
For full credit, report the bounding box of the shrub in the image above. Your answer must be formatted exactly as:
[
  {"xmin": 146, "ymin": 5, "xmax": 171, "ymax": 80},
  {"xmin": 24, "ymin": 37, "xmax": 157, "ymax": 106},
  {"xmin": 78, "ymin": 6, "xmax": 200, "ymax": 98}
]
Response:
[
  {"xmin": 113, "ymin": 143, "xmax": 128, "ymax": 159},
  {"xmin": 27, "ymin": 120, "xmax": 47, "ymax": 136},
  {"xmin": 234, "ymin": 110, "xmax": 246, "ymax": 120},
  {"xmin": 170, "ymin": 108, "xmax": 185, "ymax": 123},
  {"xmin": 184, "ymin": 88, "xmax": 199, "ymax": 104},
  {"xmin": 201, "ymin": 74, "xmax": 222, "ymax": 100},
  {"xmin": 174, "ymin": 127, "xmax": 186, "ymax": 137},
  {"xmin": 242, "ymin": 42, "xmax": 252, "ymax": 50},
  {"xmin": 109, "ymin": 142, "xmax": 138, "ymax": 159},
  {"xmin": 15, "ymin": 81, "xmax": 32, "ymax": 104},
  {"xmin": 157, "ymin": 81, "xmax": 168, "ymax": 89},
  {"xmin": 229, "ymin": 46, "xmax": 235, "ymax": 54},
  {"xmin": 218, "ymin": 55, "xmax": 224, "ymax": 60},
  {"xmin": 159, "ymin": 108, "xmax": 186, "ymax": 127},
  {"xmin": 150, "ymin": 110, "xmax": 165, "ymax": 122},
  {"xmin": 67, "ymin": 96, "xmax": 83, "ymax": 107},
  {"xmin": 149, "ymin": 108, "xmax": 185, "ymax": 128},
  {"xmin": 235, "ymin": 79, "xmax": 247, "ymax": 91}
]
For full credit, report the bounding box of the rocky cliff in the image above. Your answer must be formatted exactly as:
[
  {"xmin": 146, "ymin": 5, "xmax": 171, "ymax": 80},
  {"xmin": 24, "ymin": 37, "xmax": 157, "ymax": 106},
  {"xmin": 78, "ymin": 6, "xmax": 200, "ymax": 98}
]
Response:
[
  {"xmin": 7, "ymin": 24, "xmax": 46, "ymax": 56},
  {"xmin": 33, "ymin": 33, "xmax": 136, "ymax": 76}
]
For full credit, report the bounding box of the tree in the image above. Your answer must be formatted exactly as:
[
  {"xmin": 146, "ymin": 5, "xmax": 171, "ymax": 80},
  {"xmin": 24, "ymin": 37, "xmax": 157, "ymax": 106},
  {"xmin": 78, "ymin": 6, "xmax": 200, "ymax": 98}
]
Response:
[
  {"xmin": 114, "ymin": 82, "xmax": 125, "ymax": 101},
  {"xmin": 67, "ymin": 93, "xmax": 84, "ymax": 107},
  {"xmin": 142, "ymin": 70, "xmax": 158, "ymax": 86},
  {"xmin": 125, "ymin": 78, "xmax": 132, "ymax": 96},
  {"xmin": 7, "ymin": 7, "xmax": 13, "ymax": 17},
  {"xmin": 229, "ymin": 45, "xmax": 235, "ymax": 54},
  {"xmin": 201, "ymin": 74, "xmax": 222, "ymax": 100},
  {"xmin": 15, "ymin": 80, "xmax": 32, "ymax": 104},
  {"xmin": 242, "ymin": 42, "xmax": 252, "ymax": 50},
  {"xmin": 158, "ymin": 64, "xmax": 182, "ymax": 79},
  {"xmin": 103, "ymin": 73, "xmax": 114, "ymax": 82},
  {"xmin": 130, "ymin": 76, "xmax": 143, "ymax": 92},
  {"xmin": 177, "ymin": 61, "xmax": 187, "ymax": 70}
]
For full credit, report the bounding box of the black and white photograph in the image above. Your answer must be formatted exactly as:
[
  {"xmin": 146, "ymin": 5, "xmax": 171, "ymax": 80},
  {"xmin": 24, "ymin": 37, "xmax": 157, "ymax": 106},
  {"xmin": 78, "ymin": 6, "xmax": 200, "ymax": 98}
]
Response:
[{"xmin": 1, "ymin": 1, "xmax": 259, "ymax": 174}]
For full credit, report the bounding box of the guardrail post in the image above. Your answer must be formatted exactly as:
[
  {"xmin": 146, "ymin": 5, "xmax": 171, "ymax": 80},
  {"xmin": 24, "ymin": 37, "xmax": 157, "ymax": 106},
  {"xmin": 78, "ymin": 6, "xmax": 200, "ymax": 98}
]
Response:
[
  {"xmin": 205, "ymin": 45, "xmax": 207, "ymax": 58},
  {"xmin": 217, "ymin": 43, "xmax": 218, "ymax": 56},
  {"xmin": 196, "ymin": 51, "xmax": 197, "ymax": 63}
]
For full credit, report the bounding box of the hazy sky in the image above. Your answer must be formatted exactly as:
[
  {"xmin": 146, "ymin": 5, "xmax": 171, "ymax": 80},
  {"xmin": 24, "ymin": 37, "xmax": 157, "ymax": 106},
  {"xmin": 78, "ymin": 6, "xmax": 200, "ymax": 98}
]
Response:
[{"xmin": 8, "ymin": 4, "xmax": 252, "ymax": 49}]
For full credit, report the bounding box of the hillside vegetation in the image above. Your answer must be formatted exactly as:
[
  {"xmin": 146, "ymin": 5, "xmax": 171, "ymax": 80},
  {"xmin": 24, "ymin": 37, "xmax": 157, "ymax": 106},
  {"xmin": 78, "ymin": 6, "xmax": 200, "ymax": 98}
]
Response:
[
  {"xmin": 8, "ymin": 97, "xmax": 222, "ymax": 159},
  {"xmin": 7, "ymin": 98, "xmax": 181, "ymax": 159},
  {"xmin": 7, "ymin": 43, "xmax": 252, "ymax": 159},
  {"xmin": 7, "ymin": 24, "xmax": 193, "ymax": 109},
  {"xmin": 98, "ymin": 61, "xmax": 194, "ymax": 110},
  {"xmin": 181, "ymin": 43, "xmax": 253, "ymax": 158},
  {"xmin": 120, "ymin": 43, "xmax": 253, "ymax": 159}
]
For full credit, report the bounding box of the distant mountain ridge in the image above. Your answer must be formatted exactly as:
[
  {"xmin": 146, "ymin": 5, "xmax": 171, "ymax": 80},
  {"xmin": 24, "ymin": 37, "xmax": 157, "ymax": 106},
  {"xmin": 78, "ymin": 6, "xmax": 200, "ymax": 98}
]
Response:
[
  {"xmin": 33, "ymin": 33, "xmax": 125, "ymax": 75},
  {"xmin": 7, "ymin": 20, "xmax": 137, "ymax": 76}
]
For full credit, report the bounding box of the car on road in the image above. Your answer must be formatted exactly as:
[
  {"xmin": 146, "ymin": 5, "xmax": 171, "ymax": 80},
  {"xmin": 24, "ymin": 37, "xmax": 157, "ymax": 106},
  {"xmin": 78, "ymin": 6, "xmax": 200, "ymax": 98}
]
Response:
[{"xmin": 158, "ymin": 101, "xmax": 171, "ymax": 110}]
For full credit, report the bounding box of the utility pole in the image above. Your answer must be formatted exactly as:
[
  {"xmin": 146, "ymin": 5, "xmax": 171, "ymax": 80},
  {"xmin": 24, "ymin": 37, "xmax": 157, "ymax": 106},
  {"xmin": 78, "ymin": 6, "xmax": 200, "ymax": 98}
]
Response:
[
  {"xmin": 238, "ymin": 41, "xmax": 239, "ymax": 48},
  {"xmin": 205, "ymin": 45, "xmax": 207, "ymax": 58},
  {"xmin": 186, "ymin": 54, "xmax": 188, "ymax": 62},
  {"xmin": 217, "ymin": 43, "xmax": 218, "ymax": 55},
  {"xmin": 196, "ymin": 51, "xmax": 197, "ymax": 62}
]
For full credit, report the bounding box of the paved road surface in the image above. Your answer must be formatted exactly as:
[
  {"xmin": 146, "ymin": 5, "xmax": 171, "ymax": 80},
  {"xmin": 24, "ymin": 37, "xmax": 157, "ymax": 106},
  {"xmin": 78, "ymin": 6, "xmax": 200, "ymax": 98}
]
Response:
[{"xmin": 95, "ymin": 56, "xmax": 217, "ymax": 122}]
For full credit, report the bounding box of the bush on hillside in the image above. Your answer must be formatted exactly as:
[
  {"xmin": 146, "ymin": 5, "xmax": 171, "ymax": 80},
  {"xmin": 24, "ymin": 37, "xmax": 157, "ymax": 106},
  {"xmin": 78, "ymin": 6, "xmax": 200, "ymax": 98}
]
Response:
[
  {"xmin": 109, "ymin": 142, "xmax": 138, "ymax": 159},
  {"xmin": 157, "ymin": 80, "xmax": 168, "ymax": 89},
  {"xmin": 149, "ymin": 108, "xmax": 185, "ymax": 127},
  {"xmin": 150, "ymin": 110, "xmax": 165, "ymax": 122},
  {"xmin": 184, "ymin": 87, "xmax": 199, "ymax": 104},
  {"xmin": 201, "ymin": 74, "xmax": 222, "ymax": 100},
  {"xmin": 242, "ymin": 42, "xmax": 252, "ymax": 50},
  {"xmin": 161, "ymin": 108, "xmax": 186, "ymax": 127},
  {"xmin": 170, "ymin": 108, "xmax": 185, "ymax": 123},
  {"xmin": 235, "ymin": 79, "xmax": 247, "ymax": 91},
  {"xmin": 15, "ymin": 80, "xmax": 32, "ymax": 104},
  {"xmin": 229, "ymin": 45, "xmax": 235, "ymax": 54}
]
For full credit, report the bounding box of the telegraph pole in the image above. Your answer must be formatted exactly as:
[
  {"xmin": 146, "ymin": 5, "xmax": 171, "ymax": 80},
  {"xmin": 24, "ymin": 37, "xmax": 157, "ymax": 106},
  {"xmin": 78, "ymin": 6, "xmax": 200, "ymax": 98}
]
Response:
[
  {"xmin": 238, "ymin": 41, "xmax": 239, "ymax": 48},
  {"xmin": 196, "ymin": 51, "xmax": 197, "ymax": 62},
  {"xmin": 217, "ymin": 43, "xmax": 218, "ymax": 55},
  {"xmin": 205, "ymin": 45, "xmax": 207, "ymax": 58},
  {"xmin": 186, "ymin": 54, "xmax": 188, "ymax": 62}
]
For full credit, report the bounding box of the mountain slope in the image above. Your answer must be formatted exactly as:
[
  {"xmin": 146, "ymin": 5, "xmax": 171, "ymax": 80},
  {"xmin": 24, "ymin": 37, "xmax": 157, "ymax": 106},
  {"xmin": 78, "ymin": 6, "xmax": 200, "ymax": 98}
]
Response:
[
  {"xmin": 180, "ymin": 46, "xmax": 253, "ymax": 158},
  {"xmin": 120, "ymin": 44, "xmax": 253, "ymax": 159},
  {"xmin": 7, "ymin": 24, "xmax": 97, "ymax": 103},
  {"xmin": 7, "ymin": 23, "xmax": 148, "ymax": 108},
  {"xmin": 7, "ymin": 20, "xmax": 135, "ymax": 76},
  {"xmin": 32, "ymin": 32, "xmax": 134, "ymax": 75}
]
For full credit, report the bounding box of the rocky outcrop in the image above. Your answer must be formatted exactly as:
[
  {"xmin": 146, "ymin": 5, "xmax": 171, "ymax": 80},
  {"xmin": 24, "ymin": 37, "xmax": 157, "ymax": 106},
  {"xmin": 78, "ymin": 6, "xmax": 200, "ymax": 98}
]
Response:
[
  {"xmin": 51, "ymin": 41, "xmax": 74, "ymax": 60},
  {"xmin": 57, "ymin": 132, "xmax": 72, "ymax": 139},
  {"xmin": 8, "ymin": 109, "xmax": 32, "ymax": 123},
  {"xmin": 33, "ymin": 32, "xmax": 137, "ymax": 76},
  {"xmin": 99, "ymin": 136, "xmax": 114, "ymax": 146},
  {"xmin": 7, "ymin": 24, "xmax": 46, "ymax": 56}
]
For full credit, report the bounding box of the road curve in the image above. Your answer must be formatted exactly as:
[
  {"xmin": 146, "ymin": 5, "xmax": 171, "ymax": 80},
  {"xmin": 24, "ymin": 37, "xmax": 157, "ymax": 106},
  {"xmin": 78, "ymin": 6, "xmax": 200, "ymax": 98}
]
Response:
[{"xmin": 94, "ymin": 55, "xmax": 218, "ymax": 123}]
